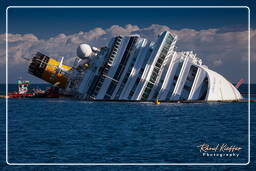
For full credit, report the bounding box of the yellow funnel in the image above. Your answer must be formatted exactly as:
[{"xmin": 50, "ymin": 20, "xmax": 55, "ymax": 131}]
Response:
[{"xmin": 28, "ymin": 52, "xmax": 71, "ymax": 88}]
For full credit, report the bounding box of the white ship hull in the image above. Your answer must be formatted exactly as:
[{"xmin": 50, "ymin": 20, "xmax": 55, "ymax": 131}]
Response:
[{"xmin": 28, "ymin": 31, "xmax": 242, "ymax": 101}]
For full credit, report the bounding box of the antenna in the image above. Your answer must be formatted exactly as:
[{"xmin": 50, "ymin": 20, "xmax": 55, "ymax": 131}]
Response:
[{"xmin": 59, "ymin": 57, "xmax": 64, "ymax": 69}]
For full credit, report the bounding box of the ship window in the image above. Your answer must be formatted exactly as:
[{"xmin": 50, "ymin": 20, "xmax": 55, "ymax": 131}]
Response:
[
  {"xmin": 166, "ymin": 61, "xmax": 184, "ymax": 100},
  {"xmin": 153, "ymin": 67, "xmax": 160, "ymax": 73},
  {"xmin": 106, "ymin": 81, "xmax": 117, "ymax": 96},
  {"xmin": 155, "ymin": 62, "xmax": 161, "ymax": 68},
  {"xmin": 142, "ymin": 87, "xmax": 151, "ymax": 99},
  {"xmin": 147, "ymin": 82, "xmax": 154, "ymax": 89},
  {"xmin": 198, "ymin": 76, "xmax": 208, "ymax": 100},
  {"xmin": 95, "ymin": 87, "xmax": 100, "ymax": 92},
  {"xmin": 128, "ymin": 77, "xmax": 141, "ymax": 99},
  {"xmin": 180, "ymin": 65, "xmax": 198, "ymax": 100}
]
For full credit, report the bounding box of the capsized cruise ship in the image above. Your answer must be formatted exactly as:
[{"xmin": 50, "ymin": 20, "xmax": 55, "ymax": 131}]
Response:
[{"xmin": 28, "ymin": 31, "xmax": 242, "ymax": 101}]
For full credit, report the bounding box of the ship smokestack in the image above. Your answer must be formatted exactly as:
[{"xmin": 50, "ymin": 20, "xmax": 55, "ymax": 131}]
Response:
[{"xmin": 28, "ymin": 52, "xmax": 71, "ymax": 88}]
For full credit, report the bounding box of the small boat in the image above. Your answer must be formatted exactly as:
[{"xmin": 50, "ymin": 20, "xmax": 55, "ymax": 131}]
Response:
[
  {"xmin": 8, "ymin": 80, "xmax": 34, "ymax": 98},
  {"xmin": 5, "ymin": 80, "xmax": 60, "ymax": 98}
]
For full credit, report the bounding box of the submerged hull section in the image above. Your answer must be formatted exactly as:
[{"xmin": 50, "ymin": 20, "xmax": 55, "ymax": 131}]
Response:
[{"xmin": 28, "ymin": 31, "xmax": 242, "ymax": 101}]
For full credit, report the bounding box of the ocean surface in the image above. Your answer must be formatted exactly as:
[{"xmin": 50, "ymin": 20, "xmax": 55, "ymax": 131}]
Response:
[{"xmin": 0, "ymin": 84, "xmax": 255, "ymax": 170}]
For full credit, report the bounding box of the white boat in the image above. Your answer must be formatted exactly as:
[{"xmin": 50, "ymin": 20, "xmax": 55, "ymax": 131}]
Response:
[{"xmin": 28, "ymin": 31, "xmax": 242, "ymax": 101}]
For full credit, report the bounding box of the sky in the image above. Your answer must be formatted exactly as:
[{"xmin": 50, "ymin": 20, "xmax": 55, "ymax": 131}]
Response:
[
  {"xmin": 6, "ymin": 8, "xmax": 249, "ymax": 39},
  {"xmin": 0, "ymin": 0, "xmax": 255, "ymax": 83}
]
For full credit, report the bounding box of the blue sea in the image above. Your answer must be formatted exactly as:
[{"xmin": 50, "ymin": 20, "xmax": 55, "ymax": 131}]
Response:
[{"xmin": 0, "ymin": 84, "xmax": 255, "ymax": 170}]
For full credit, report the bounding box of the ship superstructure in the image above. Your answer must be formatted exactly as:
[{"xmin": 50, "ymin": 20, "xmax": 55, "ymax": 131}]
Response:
[{"xmin": 28, "ymin": 31, "xmax": 242, "ymax": 101}]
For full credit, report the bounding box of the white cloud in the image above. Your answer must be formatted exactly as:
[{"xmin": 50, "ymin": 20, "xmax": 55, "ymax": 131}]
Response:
[
  {"xmin": 0, "ymin": 24, "xmax": 255, "ymax": 83},
  {"xmin": 106, "ymin": 24, "xmax": 139, "ymax": 36},
  {"xmin": 172, "ymin": 28, "xmax": 255, "ymax": 64}
]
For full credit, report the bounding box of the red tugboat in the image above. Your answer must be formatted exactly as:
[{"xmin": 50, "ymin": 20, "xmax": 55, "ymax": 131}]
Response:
[
  {"xmin": 8, "ymin": 80, "xmax": 34, "ymax": 98},
  {"xmin": 4, "ymin": 80, "xmax": 60, "ymax": 99}
]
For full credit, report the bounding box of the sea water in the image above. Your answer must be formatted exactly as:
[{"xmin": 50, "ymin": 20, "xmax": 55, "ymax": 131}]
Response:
[{"xmin": 0, "ymin": 84, "xmax": 255, "ymax": 169}]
